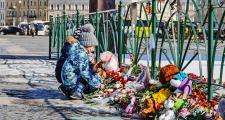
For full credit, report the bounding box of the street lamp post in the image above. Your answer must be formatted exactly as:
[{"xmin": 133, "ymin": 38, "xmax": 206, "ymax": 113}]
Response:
[
  {"xmin": 12, "ymin": 6, "xmax": 16, "ymax": 26},
  {"xmin": 18, "ymin": 0, "xmax": 22, "ymax": 23}
]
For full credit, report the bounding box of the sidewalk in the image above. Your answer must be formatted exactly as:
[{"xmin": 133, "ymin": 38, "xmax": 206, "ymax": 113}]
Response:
[
  {"xmin": 0, "ymin": 59, "xmax": 121, "ymax": 120},
  {"xmin": 0, "ymin": 58, "xmax": 224, "ymax": 119}
]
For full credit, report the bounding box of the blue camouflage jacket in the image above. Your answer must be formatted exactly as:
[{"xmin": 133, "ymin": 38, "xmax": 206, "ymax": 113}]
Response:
[{"xmin": 61, "ymin": 42, "xmax": 102, "ymax": 89}]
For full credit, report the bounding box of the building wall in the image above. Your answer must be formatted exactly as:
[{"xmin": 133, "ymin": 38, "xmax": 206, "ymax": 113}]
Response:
[
  {"xmin": 5, "ymin": 0, "xmax": 48, "ymax": 26},
  {"xmin": 48, "ymin": 0, "xmax": 89, "ymax": 18},
  {"xmin": 0, "ymin": 0, "xmax": 5, "ymax": 26}
]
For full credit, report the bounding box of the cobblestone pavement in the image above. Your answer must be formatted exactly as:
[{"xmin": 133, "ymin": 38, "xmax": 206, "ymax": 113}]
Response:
[{"xmin": 0, "ymin": 59, "xmax": 122, "ymax": 120}]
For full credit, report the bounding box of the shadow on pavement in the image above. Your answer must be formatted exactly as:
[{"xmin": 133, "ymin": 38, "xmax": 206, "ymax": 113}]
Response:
[
  {"xmin": 2, "ymin": 88, "xmax": 65, "ymax": 100},
  {"xmin": 2, "ymin": 88, "xmax": 70, "ymax": 119},
  {"xmin": 0, "ymin": 55, "xmax": 51, "ymax": 60}
]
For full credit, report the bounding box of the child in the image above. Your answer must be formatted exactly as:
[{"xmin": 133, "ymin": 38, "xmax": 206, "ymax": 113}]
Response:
[{"xmin": 55, "ymin": 36, "xmax": 78, "ymax": 84}]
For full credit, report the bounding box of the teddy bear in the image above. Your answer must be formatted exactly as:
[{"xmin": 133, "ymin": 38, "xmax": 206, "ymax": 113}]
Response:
[{"xmin": 159, "ymin": 64, "xmax": 192, "ymax": 99}]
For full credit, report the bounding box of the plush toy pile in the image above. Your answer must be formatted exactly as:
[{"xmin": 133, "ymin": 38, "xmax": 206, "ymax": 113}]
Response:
[{"xmin": 86, "ymin": 52, "xmax": 225, "ymax": 119}]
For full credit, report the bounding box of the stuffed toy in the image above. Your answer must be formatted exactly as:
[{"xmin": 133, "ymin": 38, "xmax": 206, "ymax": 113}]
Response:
[
  {"xmin": 170, "ymin": 71, "xmax": 192, "ymax": 99},
  {"xmin": 125, "ymin": 96, "xmax": 136, "ymax": 114},
  {"xmin": 159, "ymin": 99, "xmax": 175, "ymax": 120},
  {"xmin": 94, "ymin": 51, "xmax": 119, "ymax": 79},
  {"xmin": 140, "ymin": 98, "xmax": 155, "ymax": 118},
  {"xmin": 100, "ymin": 51, "xmax": 119, "ymax": 71},
  {"xmin": 159, "ymin": 64, "xmax": 192, "ymax": 99},
  {"xmin": 159, "ymin": 64, "xmax": 180, "ymax": 84},
  {"xmin": 178, "ymin": 108, "xmax": 191, "ymax": 119}
]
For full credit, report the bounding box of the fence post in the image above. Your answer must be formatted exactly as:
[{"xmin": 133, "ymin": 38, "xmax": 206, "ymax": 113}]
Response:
[
  {"xmin": 49, "ymin": 15, "xmax": 53, "ymax": 59},
  {"xmin": 207, "ymin": 0, "xmax": 213, "ymax": 100},
  {"xmin": 95, "ymin": 11, "xmax": 100, "ymax": 61},
  {"xmin": 118, "ymin": 1, "xmax": 125, "ymax": 66},
  {"xmin": 63, "ymin": 11, "xmax": 67, "ymax": 42},
  {"xmin": 76, "ymin": 9, "xmax": 80, "ymax": 29},
  {"xmin": 151, "ymin": 0, "xmax": 157, "ymax": 79}
]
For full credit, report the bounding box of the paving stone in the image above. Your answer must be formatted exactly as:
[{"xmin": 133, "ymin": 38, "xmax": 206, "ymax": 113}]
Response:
[
  {"xmin": 6, "ymin": 60, "xmax": 44, "ymax": 65},
  {"xmin": 0, "ymin": 78, "xmax": 29, "ymax": 84},
  {"xmin": 0, "ymin": 68, "xmax": 23, "ymax": 78},
  {"xmin": 0, "ymin": 65, "xmax": 10, "ymax": 69}
]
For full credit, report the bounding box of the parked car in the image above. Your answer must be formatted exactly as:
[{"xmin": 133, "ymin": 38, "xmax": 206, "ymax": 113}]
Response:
[
  {"xmin": 30, "ymin": 20, "xmax": 47, "ymax": 36},
  {"xmin": 0, "ymin": 26, "xmax": 8, "ymax": 31},
  {"xmin": 0, "ymin": 26, "xmax": 25, "ymax": 35},
  {"xmin": 18, "ymin": 22, "xmax": 29, "ymax": 35}
]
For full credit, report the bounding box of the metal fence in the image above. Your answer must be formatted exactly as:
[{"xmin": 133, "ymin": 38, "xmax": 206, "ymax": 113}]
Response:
[{"xmin": 49, "ymin": 0, "xmax": 225, "ymax": 100}]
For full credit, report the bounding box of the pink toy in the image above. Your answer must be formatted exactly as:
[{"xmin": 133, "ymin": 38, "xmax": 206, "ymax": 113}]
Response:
[
  {"xmin": 125, "ymin": 96, "xmax": 136, "ymax": 114},
  {"xmin": 100, "ymin": 51, "xmax": 119, "ymax": 71}
]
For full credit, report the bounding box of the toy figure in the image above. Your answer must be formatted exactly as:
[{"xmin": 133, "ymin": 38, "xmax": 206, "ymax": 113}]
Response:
[
  {"xmin": 125, "ymin": 96, "xmax": 136, "ymax": 114},
  {"xmin": 170, "ymin": 71, "xmax": 192, "ymax": 99},
  {"xmin": 159, "ymin": 64, "xmax": 192, "ymax": 99}
]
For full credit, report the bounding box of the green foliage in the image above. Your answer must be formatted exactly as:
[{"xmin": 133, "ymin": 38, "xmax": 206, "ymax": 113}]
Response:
[{"xmin": 131, "ymin": 64, "xmax": 142, "ymax": 76}]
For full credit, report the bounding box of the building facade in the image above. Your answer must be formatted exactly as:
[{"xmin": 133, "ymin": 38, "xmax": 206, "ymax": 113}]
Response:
[
  {"xmin": 5, "ymin": 0, "xmax": 48, "ymax": 26},
  {"xmin": 48, "ymin": 0, "xmax": 89, "ymax": 18},
  {"xmin": 0, "ymin": 0, "xmax": 5, "ymax": 26}
]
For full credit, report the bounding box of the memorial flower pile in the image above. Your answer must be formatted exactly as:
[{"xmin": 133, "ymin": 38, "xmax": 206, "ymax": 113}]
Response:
[{"xmin": 89, "ymin": 55, "xmax": 224, "ymax": 119}]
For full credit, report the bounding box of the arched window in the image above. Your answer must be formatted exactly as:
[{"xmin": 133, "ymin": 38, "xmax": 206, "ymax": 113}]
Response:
[
  {"xmin": 57, "ymin": 4, "xmax": 59, "ymax": 10},
  {"xmin": 82, "ymin": 4, "xmax": 84, "ymax": 10},
  {"xmin": 63, "ymin": 4, "xmax": 65, "ymax": 10},
  {"xmin": 69, "ymin": 5, "xmax": 71, "ymax": 10},
  {"xmin": 51, "ymin": 4, "xmax": 53, "ymax": 10},
  {"xmin": 75, "ymin": 4, "xmax": 77, "ymax": 10},
  {"xmin": 39, "ymin": 10, "xmax": 42, "ymax": 17}
]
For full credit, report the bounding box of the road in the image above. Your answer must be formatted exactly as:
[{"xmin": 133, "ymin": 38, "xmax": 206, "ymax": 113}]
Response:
[{"xmin": 0, "ymin": 35, "xmax": 49, "ymax": 58}]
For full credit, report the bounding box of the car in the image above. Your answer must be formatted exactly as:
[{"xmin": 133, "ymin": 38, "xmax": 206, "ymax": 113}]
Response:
[
  {"xmin": 0, "ymin": 26, "xmax": 8, "ymax": 31},
  {"xmin": 0, "ymin": 26, "xmax": 25, "ymax": 35}
]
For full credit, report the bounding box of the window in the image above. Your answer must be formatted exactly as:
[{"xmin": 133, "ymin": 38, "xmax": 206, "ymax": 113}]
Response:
[
  {"xmin": 39, "ymin": 10, "xmax": 42, "ymax": 17},
  {"xmin": 23, "ymin": 11, "xmax": 26, "ymax": 16},
  {"xmin": 30, "ymin": 1, "xmax": 32, "ymax": 6},
  {"xmin": 23, "ymin": 1, "xmax": 25, "ymax": 6},
  {"xmin": 63, "ymin": 4, "xmax": 65, "ymax": 10},
  {"xmin": 51, "ymin": 4, "xmax": 53, "ymax": 10},
  {"xmin": 75, "ymin": 4, "xmax": 77, "ymax": 10},
  {"xmin": 57, "ymin": 4, "xmax": 59, "ymax": 10},
  {"xmin": 82, "ymin": 4, "xmax": 84, "ymax": 10},
  {"xmin": 69, "ymin": 5, "xmax": 71, "ymax": 10},
  {"xmin": 43, "ymin": 11, "xmax": 46, "ymax": 16},
  {"xmin": 10, "ymin": 2, "xmax": 12, "ymax": 7},
  {"xmin": 34, "ymin": 1, "xmax": 36, "ymax": 6}
]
